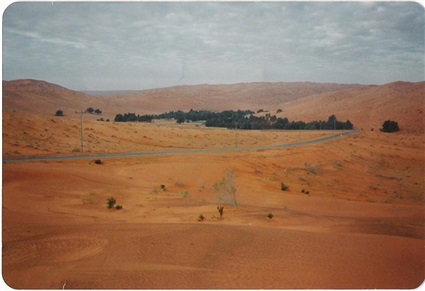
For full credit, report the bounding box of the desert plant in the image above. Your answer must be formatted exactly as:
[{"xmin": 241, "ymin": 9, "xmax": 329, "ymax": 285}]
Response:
[
  {"xmin": 55, "ymin": 109, "xmax": 64, "ymax": 116},
  {"xmin": 197, "ymin": 214, "xmax": 205, "ymax": 221},
  {"xmin": 160, "ymin": 184, "xmax": 167, "ymax": 191},
  {"xmin": 107, "ymin": 197, "xmax": 116, "ymax": 209},
  {"xmin": 180, "ymin": 191, "xmax": 188, "ymax": 197},
  {"xmin": 381, "ymin": 120, "xmax": 399, "ymax": 133},
  {"xmin": 214, "ymin": 170, "xmax": 238, "ymax": 207},
  {"xmin": 267, "ymin": 213, "xmax": 273, "ymax": 219},
  {"xmin": 94, "ymin": 159, "xmax": 103, "ymax": 165},
  {"xmin": 304, "ymin": 162, "xmax": 319, "ymax": 175},
  {"xmin": 301, "ymin": 189, "xmax": 310, "ymax": 194},
  {"xmin": 281, "ymin": 182, "xmax": 289, "ymax": 191},
  {"xmin": 217, "ymin": 206, "xmax": 224, "ymax": 218},
  {"xmin": 115, "ymin": 205, "xmax": 123, "ymax": 210}
]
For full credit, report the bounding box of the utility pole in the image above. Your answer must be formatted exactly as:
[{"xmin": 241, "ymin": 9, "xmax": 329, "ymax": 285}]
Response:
[
  {"xmin": 75, "ymin": 111, "xmax": 85, "ymax": 153},
  {"xmin": 235, "ymin": 122, "xmax": 238, "ymax": 149}
]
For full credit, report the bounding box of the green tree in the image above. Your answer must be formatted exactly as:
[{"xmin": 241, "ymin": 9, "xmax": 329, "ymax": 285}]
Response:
[
  {"xmin": 381, "ymin": 120, "xmax": 399, "ymax": 133},
  {"xmin": 55, "ymin": 109, "xmax": 64, "ymax": 116},
  {"xmin": 327, "ymin": 114, "xmax": 337, "ymax": 129}
]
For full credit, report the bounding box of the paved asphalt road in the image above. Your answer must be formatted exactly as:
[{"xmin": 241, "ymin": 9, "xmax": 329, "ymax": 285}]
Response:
[{"xmin": 3, "ymin": 130, "xmax": 357, "ymax": 163}]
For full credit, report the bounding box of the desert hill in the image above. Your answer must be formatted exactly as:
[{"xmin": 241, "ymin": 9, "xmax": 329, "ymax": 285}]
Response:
[
  {"xmin": 2, "ymin": 79, "xmax": 100, "ymax": 117},
  {"xmin": 276, "ymin": 81, "xmax": 425, "ymax": 133},
  {"xmin": 2, "ymin": 79, "xmax": 359, "ymax": 116},
  {"xmin": 101, "ymin": 82, "xmax": 361, "ymax": 114},
  {"xmin": 2, "ymin": 79, "xmax": 424, "ymax": 132}
]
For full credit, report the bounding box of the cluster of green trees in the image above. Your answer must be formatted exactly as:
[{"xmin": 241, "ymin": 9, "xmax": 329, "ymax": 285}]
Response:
[
  {"xmin": 55, "ymin": 107, "xmax": 103, "ymax": 117},
  {"xmin": 86, "ymin": 107, "xmax": 102, "ymax": 114},
  {"xmin": 114, "ymin": 109, "xmax": 354, "ymax": 130},
  {"xmin": 235, "ymin": 114, "xmax": 353, "ymax": 130},
  {"xmin": 114, "ymin": 112, "xmax": 154, "ymax": 122}
]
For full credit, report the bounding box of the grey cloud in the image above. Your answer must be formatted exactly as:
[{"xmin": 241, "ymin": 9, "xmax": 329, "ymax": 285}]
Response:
[{"xmin": 2, "ymin": 1, "xmax": 424, "ymax": 90}]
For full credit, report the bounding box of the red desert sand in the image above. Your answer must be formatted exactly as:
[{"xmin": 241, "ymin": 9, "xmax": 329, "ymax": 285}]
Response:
[{"xmin": 2, "ymin": 80, "xmax": 424, "ymax": 289}]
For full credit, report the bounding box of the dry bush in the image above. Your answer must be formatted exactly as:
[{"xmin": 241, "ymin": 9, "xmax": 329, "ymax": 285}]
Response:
[
  {"xmin": 304, "ymin": 162, "xmax": 319, "ymax": 175},
  {"xmin": 214, "ymin": 170, "xmax": 238, "ymax": 207}
]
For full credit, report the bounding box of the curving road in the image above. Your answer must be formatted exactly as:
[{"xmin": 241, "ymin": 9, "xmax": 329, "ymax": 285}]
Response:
[{"xmin": 3, "ymin": 130, "xmax": 357, "ymax": 163}]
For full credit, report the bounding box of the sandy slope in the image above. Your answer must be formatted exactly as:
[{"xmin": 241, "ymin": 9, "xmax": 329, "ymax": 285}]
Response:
[
  {"xmin": 2, "ymin": 111, "xmax": 342, "ymax": 158},
  {"xmin": 3, "ymin": 80, "xmax": 424, "ymax": 134},
  {"xmin": 2, "ymin": 127, "xmax": 424, "ymax": 289},
  {"xmin": 3, "ymin": 79, "xmax": 360, "ymax": 117},
  {"xmin": 277, "ymin": 81, "xmax": 425, "ymax": 133},
  {"xmin": 2, "ymin": 79, "xmax": 424, "ymax": 289}
]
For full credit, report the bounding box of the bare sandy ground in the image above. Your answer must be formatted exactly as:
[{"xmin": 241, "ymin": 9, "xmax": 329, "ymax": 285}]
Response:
[
  {"xmin": 2, "ymin": 117, "xmax": 424, "ymax": 289},
  {"xmin": 2, "ymin": 111, "xmax": 343, "ymax": 158},
  {"xmin": 2, "ymin": 80, "xmax": 424, "ymax": 288}
]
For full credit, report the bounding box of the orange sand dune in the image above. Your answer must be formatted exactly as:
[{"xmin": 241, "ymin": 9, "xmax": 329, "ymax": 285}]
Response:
[
  {"xmin": 278, "ymin": 81, "xmax": 425, "ymax": 133},
  {"xmin": 2, "ymin": 79, "xmax": 424, "ymax": 289},
  {"xmin": 3, "ymin": 79, "xmax": 423, "ymax": 134},
  {"xmin": 3, "ymin": 79, "xmax": 360, "ymax": 117},
  {"xmin": 2, "ymin": 125, "xmax": 424, "ymax": 288}
]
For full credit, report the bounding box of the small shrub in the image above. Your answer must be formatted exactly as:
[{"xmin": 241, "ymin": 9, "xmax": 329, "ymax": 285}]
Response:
[
  {"xmin": 281, "ymin": 182, "xmax": 289, "ymax": 191},
  {"xmin": 217, "ymin": 206, "xmax": 224, "ymax": 218},
  {"xmin": 94, "ymin": 159, "xmax": 103, "ymax": 165},
  {"xmin": 381, "ymin": 120, "xmax": 399, "ymax": 133},
  {"xmin": 304, "ymin": 162, "xmax": 319, "ymax": 175},
  {"xmin": 197, "ymin": 214, "xmax": 205, "ymax": 221},
  {"xmin": 107, "ymin": 197, "xmax": 116, "ymax": 209},
  {"xmin": 55, "ymin": 109, "xmax": 64, "ymax": 116},
  {"xmin": 115, "ymin": 205, "xmax": 123, "ymax": 210},
  {"xmin": 180, "ymin": 191, "xmax": 188, "ymax": 197},
  {"xmin": 161, "ymin": 184, "xmax": 167, "ymax": 191},
  {"xmin": 267, "ymin": 213, "xmax": 273, "ymax": 219}
]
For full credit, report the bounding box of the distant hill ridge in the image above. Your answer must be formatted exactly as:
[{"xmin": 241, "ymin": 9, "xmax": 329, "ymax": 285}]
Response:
[
  {"xmin": 3, "ymin": 79, "xmax": 424, "ymax": 132},
  {"xmin": 3, "ymin": 79, "xmax": 360, "ymax": 113}
]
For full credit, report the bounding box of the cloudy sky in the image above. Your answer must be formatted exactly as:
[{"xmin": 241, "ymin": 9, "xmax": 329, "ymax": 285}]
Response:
[{"xmin": 2, "ymin": 1, "xmax": 424, "ymax": 90}]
